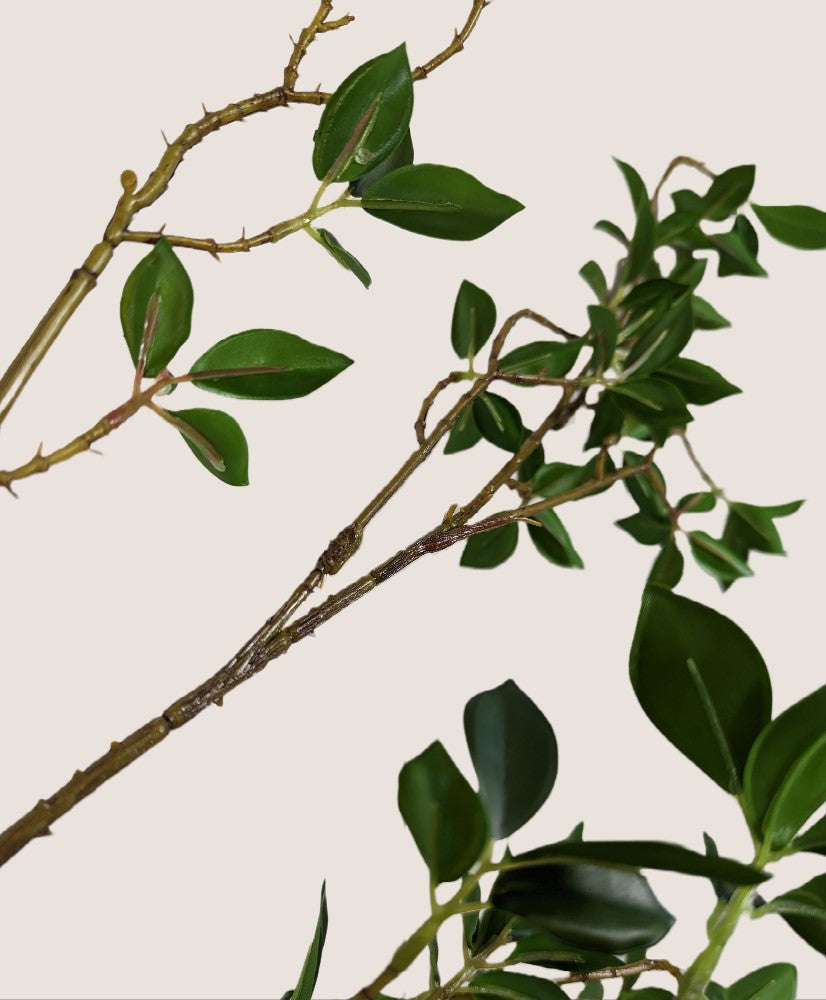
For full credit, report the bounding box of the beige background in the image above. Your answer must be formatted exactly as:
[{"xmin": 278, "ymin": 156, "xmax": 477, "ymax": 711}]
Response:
[{"xmin": 1, "ymin": 2, "xmax": 824, "ymax": 997}]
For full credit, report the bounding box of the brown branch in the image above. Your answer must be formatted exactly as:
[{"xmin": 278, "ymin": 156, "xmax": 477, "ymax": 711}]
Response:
[
  {"xmin": 416, "ymin": 372, "xmax": 465, "ymax": 444},
  {"xmin": 555, "ymin": 956, "xmax": 682, "ymax": 986},
  {"xmin": 283, "ymin": 2, "xmax": 354, "ymax": 93},
  {"xmin": 412, "ymin": 0, "xmax": 490, "ymax": 80},
  {"xmin": 650, "ymin": 154, "xmax": 716, "ymax": 213}
]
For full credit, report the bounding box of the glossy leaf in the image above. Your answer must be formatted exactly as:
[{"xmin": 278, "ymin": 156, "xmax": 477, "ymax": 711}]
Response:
[
  {"xmin": 533, "ymin": 454, "xmax": 616, "ymax": 500},
  {"xmin": 759, "ymin": 874, "xmax": 826, "ymax": 957},
  {"xmin": 190, "ymin": 330, "xmax": 352, "ymax": 400},
  {"xmin": 464, "ymin": 680, "xmax": 558, "ymax": 840},
  {"xmin": 506, "ymin": 931, "xmax": 618, "ymax": 973},
  {"xmin": 752, "ymin": 203, "xmax": 826, "ymax": 250},
  {"xmin": 630, "ymin": 586, "xmax": 772, "ymax": 792},
  {"xmin": 445, "ymin": 407, "xmax": 482, "ymax": 454},
  {"xmin": 168, "ymin": 407, "xmax": 249, "ymax": 486},
  {"xmin": 647, "ymin": 538, "xmax": 683, "ymax": 589},
  {"xmin": 679, "ymin": 491, "xmax": 717, "ymax": 514},
  {"xmin": 312, "ymin": 44, "xmax": 413, "ymax": 182},
  {"xmin": 723, "ymin": 500, "xmax": 803, "ymax": 557},
  {"xmin": 621, "ymin": 278, "xmax": 687, "ymax": 312},
  {"xmin": 362, "ymin": 164, "xmax": 523, "ymax": 240},
  {"xmin": 452, "ymin": 280, "xmax": 497, "ymax": 360},
  {"xmin": 587, "ymin": 305, "xmax": 617, "ymax": 372},
  {"xmin": 701, "ymin": 165, "xmax": 755, "ymax": 222},
  {"xmin": 291, "ymin": 882, "xmax": 328, "ymax": 1000},
  {"xmin": 579, "ymin": 260, "xmax": 608, "ymax": 303},
  {"xmin": 744, "ymin": 684, "xmax": 826, "ymax": 849},
  {"xmin": 470, "ymin": 970, "xmax": 567, "ymax": 999},
  {"xmin": 689, "ymin": 530, "xmax": 754, "ymax": 588},
  {"xmin": 727, "ymin": 963, "xmax": 797, "ymax": 1000},
  {"xmin": 315, "ymin": 229, "xmax": 371, "ymax": 288},
  {"xmin": 692, "ymin": 295, "xmax": 731, "ymax": 330},
  {"xmin": 474, "ymin": 392, "xmax": 524, "ymax": 451},
  {"xmin": 620, "ymin": 292, "xmax": 694, "ymax": 380},
  {"xmin": 658, "ymin": 358, "xmax": 741, "ymax": 406},
  {"xmin": 350, "ymin": 129, "xmax": 413, "ymax": 196},
  {"xmin": 461, "ymin": 522, "xmax": 519, "ymax": 570},
  {"xmin": 499, "ymin": 339, "xmax": 583, "ymax": 379},
  {"xmin": 616, "ymin": 513, "xmax": 671, "ymax": 546},
  {"xmin": 397, "ymin": 741, "xmax": 487, "ymax": 883},
  {"xmin": 121, "ymin": 238, "xmax": 194, "ymax": 377},
  {"xmin": 710, "ymin": 216, "xmax": 767, "ymax": 277},
  {"xmin": 792, "ymin": 813, "xmax": 826, "ymax": 855},
  {"xmin": 491, "ymin": 862, "xmax": 674, "ymax": 952},
  {"xmin": 594, "ymin": 218, "xmax": 628, "ymax": 246},
  {"xmin": 528, "ymin": 509, "xmax": 584, "ymax": 569},
  {"xmin": 703, "ymin": 832, "xmax": 735, "ymax": 904},
  {"xmin": 622, "ymin": 451, "xmax": 668, "ymax": 519}
]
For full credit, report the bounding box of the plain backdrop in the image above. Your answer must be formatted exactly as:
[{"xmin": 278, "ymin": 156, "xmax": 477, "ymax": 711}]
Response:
[{"xmin": 1, "ymin": 2, "xmax": 824, "ymax": 997}]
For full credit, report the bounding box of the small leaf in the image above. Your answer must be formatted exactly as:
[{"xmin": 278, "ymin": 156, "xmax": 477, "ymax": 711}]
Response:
[
  {"xmin": 190, "ymin": 330, "xmax": 352, "ymax": 400},
  {"xmin": 752, "ymin": 203, "xmax": 826, "ymax": 250},
  {"xmin": 726, "ymin": 963, "xmax": 797, "ymax": 1000},
  {"xmin": 168, "ymin": 407, "xmax": 249, "ymax": 486},
  {"xmin": 630, "ymin": 586, "xmax": 772, "ymax": 792},
  {"xmin": 609, "ymin": 379, "xmax": 692, "ymax": 445},
  {"xmin": 362, "ymin": 164, "xmax": 523, "ymax": 240},
  {"xmin": 614, "ymin": 158, "xmax": 655, "ymax": 282},
  {"xmin": 445, "ymin": 406, "xmax": 482, "ymax": 454},
  {"xmin": 679, "ymin": 491, "xmax": 717, "ymax": 513},
  {"xmin": 615, "ymin": 513, "xmax": 671, "ymax": 546},
  {"xmin": 689, "ymin": 530, "xmax": 754, "ymax": 588},
  {"xmin": 620, "ymin": 292, "xmax": 694, "ymax": 380},
  {"xmin": 507, "ymin": 930, "xmax": 619, "ymax": 972},
  {"xmin": 351, "ymin": 129, "xmax": 414, "ymax": 196},
  {"xmin": 499, "ymin": 339, "xmax": 583, "ymax": 378},
  {"xmin": 397, "ymin": 741, "xmax": 487, "ymax": 883},
  {"xmin": 658, "ymin": 358, "xmax": 741, "ymax": 406},
  {"xmin": 452, "ymin": 280, "xmax": 497, "ymax": 360},
  {"xmin": 291, "ymin": 882, "xmax": 328, "ymax": 1000},
  {"xmin": 587, "ymin": 305, "xmax": 618, "ymax": 372},
  {"xmin": 473, "ymin": 392, "xmax": 524, "ymax": 451},
  {"xmin": 579, "ymin": 260, "xmax": 608, "ymax": 303},
  {"xmin": 464, "ymin": 680, "xmax": 558, "ymax": 840},
  {"xmin": 312, "ymin": 44, "xmax": 413, "ymax": 182},
  {"xmin": 622, "ymin": 451, "xmax": 668, "ymax": 519},
  {"xmin": 579, "ymin": 982, "xmax": 603, "ymax": 1000},
  {"xmin": 528, "ymin": 510, "xmax": 584, "ymax": 569},
  {"xmin": 470, "ymin": 970, "xmax": 567, "ymax": 999},
  {"xmin": 621, "ymin": 278, "xmax": 687, "ymax": 312},
  {"xmin": 647, "ymin": 537, "xmax": 684, "ymax": 589},
  {"xmin": 533, "ymin": 455, "xmax": 616, "ymax": 501},
  {"xmin": 744, "ymin": 685, "xmax": 826, "ymax": 849},
  {"xmin": 594, "ymin": 218, "xmax": 629, "ymax": 246},
  {"xmin": 121, "ymin": 238, "xmax": 194, "ymax": 377},
  {"xmin": 758, "ymin": 874, "xmax": 826, "ymax": 957},
  {"xmin": 703, "ymin": 832, "xmax": 735, "ymax": 904},
  {"xmin": 461, "ymin": 523, "xmax": 519, "ymax": 570},
  {"xmin": 700, "ymin": 165, "xmax": 755, "ymax": 222},
  {"xmin": 710, "ymin": 216, "xmax": 767, "ymax": 277},
  {"xmin": 692, "ymin": 295, "xmax": 731, "ymax": 330},
  {"xmin": 315, "ymin": 229, "xmax": 371, "ymax": 288}
]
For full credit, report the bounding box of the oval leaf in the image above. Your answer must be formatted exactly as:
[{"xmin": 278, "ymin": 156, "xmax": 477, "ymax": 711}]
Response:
[
  {"xmin": 120, "ymin": 238, "xmax": 193, "ymax": 377},
  {"xmin": 528, "ymin": 509, "xmax": 584, "ymax": 569},
  {"xmin": 701, "ymin": 165, "xmax": 755, "ymax": 222},
  {"xmin": 452, "ymin": 280, "xmax": 497, "ymax": 360},
  {"xmin": 473, "ymin": 392, "xmax": 524, "ymax": 451},
  {"xmin": 752, "ymin": 204, "xmax": 826, "ymax": 250},
  {"xmin": 727, "ymin": 963, "xmax": 797, "ymax": 1000},
  {"xmin": 463, "ymin": 680, "xmax": 558, "ymax": 840},
  {"xmin": 362, "ymin": 164, "xmax": 523, "ymax": 240},
  {"xmin": 461, "ymin": 522, "xmax": 518, "ymax": 570},
  {"xmin": 190, "ymin": 330, "xmax": 352, "ymax": 400},
  {"xmin": 658, "ymin": 358, "xmax": 741, "ymax": 405},
  {"xmin": 499, "ymin": 340, "xmax": 583, "ymax": 379},
  {"xmin": 312, "ymin": 44, "xmax": 413, "ymax": 182},
  {"xmin": 445, "ymin": 406, "xmax": 482, "ymax": 454},
  {"xmin": 351, "ymin": 130, "xmax": 414, "ymax": 197},
  {"xmin": 630, "ymin": 586, "xmax": 772, "ymax": 792},
  {"xmin": 168, "ymin": 407, "xmax": 249, "ymax": 486},
  {"xmin": 397, "ymin": 741, "xmax": 487, "ymax": 883}
]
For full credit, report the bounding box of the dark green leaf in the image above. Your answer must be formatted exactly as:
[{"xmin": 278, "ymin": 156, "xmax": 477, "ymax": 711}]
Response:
[
  {"xmin": 752, "ymin": 203, "xmax": 826, "ymax": 250},
  {"xmin": 579, "ymin": 982, "xmax": 603, "ymax": 1000},
  {"xmin": 528, "ymin": 509, "xmax": 584, "ymax": 569},
  {"xmin": 673, "ymin": 189, "xmax": 704, "ymax": 214},
  {"xmin": 622, "ymin": 451, "xmax": 668, "ymax": 519},
  {"xmin": 703, "ymin": 832, "xmax": 735, "ymax": 904},
  {"xmin": 630, "ymin": 586, "xmax": 772, "ymax": 792},
  {"xmin": 291, "ymin": 882, "xmax": 328, "ymax": 1000},
  {"xmin": 470, "ymin": 970, "xmax": 567, "ymax": 999},
  {"xmin": 616, "ymin": 513, "xmax": 671, "ymax": 546},
  {"xmin": 445, "ymin": 406, "xmax": 482, "ymax": 454},
  {"xmin": 452, "ymin": 280, "xmax": 497, "ymax": 360},
  {"xmin": 727, "ymin": 963, "xmax": 797, "ymax": 1000},
  {"xmin": 647, "ymin": 538, "xmax": 684, "ymax": 590},
  {"xmin": 621, "ymin": 279, "xmax": 687, "ymax": 312},
  {"xmin": 688, "ymin": 530, "xmax": 754, "ymax": 588},
  {"xmin": 314, "ymin": 229, "xmax": 371, "ymax": 288},
  {"xmin": 594, "ymin": 219, "xmax": 629, "ymax": 246},
  {"xmin": 609, "ymin": 379, "xmax": 692, "ymax": 445},
  {"xmin": 710, "ymin": 216, "xmax": 767, "ymax": 277},
  {"xmin": 759, "ymin": 874, "xmax": 826, "ymax": 956},
  {"xmin": 464, "ymin": 680, "xmax": 558, "ymax": 840},
  {"xmin": 499, "ymin": 339, "xmax": 583, "ymax": 379},
  {"xmin": 461, "ymin": 522, "xmax": 519, "ymax": 570},
  {"xmin": 701, "ymin": 166, "xmax": 755, "ymax": 222},
  {"xmin": 579, "ymin": 261, "xmax": 608, "ymax": 303},
  {"xmin": 167, "ymin": 407, "xmax": 249, "ymax": 486},
  {"xmin": 620, "ymin": 292, "xmax": 694, "ymax": 381},
  {"xmin": 120, "ymin": 238, "xmax": 194, "ymax": 377},
  {"xmin": 350, "ymin": 130, "xmax": 414, "ymax": 196},
  {"xmin": 533, "ymin": 454, "xmax": 616, "ymax": 500},
  {"xmin": 474, "ymin": 392, "xmax": 524, "ymax": 451},
  {"xmin": 614, "ymin": 159, "xmax": 655, "ymax": 282},
  {"xmin": 190, "ymin": 330, "xmax": 352, "ymax": 400},
  {"xmin": 679, "ymin": 491, "xmax": 717, "ymax": 514},
  {"xmin": 658, "ymin": 358, "xmax": 741, "ymax": 406},
  {"xmin": 725, "ymin": 500, "xmax": 803, "ymax": 556},
  {"xmin": 744, "ymin": 684, "xmax": 826, "ymax": 849},
  {"xmin": 507, "ymin": 931, "xmax": 619, "ymax": 972},
  {"xmin": 362, "ymin": 164, "xmax": 523, "ymax": 240},
  {"xmin": 792, "ymin": 813, "xmax": 826, "ymax": 855},
  {"xmin": 312, "ymin": 44, "xmax": 413, "ymax": 182},
  {"xmin": 583, "ymin": 392, "xmax": 624, "ymax": 450},
  {"xmin": 462, "ymin": 883, "xmax": 482, "ymax": 950},
  {"xmin": 397, "ymin": 741, "xmax": 487, "ymax": 883},
  {"xmin": 518, "ymin": 440, "xmax": 545, "ymax": 483},
  {"xmin": 692, "ymin": 295, "xmax": 731, "ymax": 330},
  {"xmin": 587, "ymin": 305, "xmax": 618, "ymax": 372},
  {"xmin": 617, "ymin": 991, "xmax": 672, "ymax": 1000},
  {"xmin": 491, "ymin": 861, "xmax": 674, "ymax": 953}
]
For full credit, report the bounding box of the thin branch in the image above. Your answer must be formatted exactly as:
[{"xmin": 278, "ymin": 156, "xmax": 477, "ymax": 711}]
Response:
[
  {"xmin": 555, "ymin": 957, "xmax": 683, "ymax": 986},
  {"xmin": 283, "ymin": 2, "xmax": 354, "ymax": 93},
  {"xmin": 416, "ymin": 372, "xmax": 465, "ymax": 445},
  {"xmin": 677, "ymin": 430, "xmax": 725, "ymax": 498},
  {"xmin": 412, "ymin": 0, "xmax": 490, "ymax": 80},
  {"xmin": 487, "ymin": 309, "xmax": 576, "ymax": 370},
  {"xmin": 650, "ymin": 154, "xmax": 716, "ymax": 213}
]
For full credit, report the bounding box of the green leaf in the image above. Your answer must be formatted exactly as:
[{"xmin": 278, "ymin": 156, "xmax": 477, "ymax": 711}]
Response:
[
  {"xmin": 791, "ymin": 813, "xmax": 826, "ymax": 855},
  {"xmin": 291, "ymin": 882, "xmax": 328, "ymax": 1000},
  {"xmin": 752, "ymin": 203, "xmax": 826, "ymax": 250},
  {"xmin": 744, "ymin": 685, "xmax": 826, "ymax": 849},
  {"xmin": 579, "ymin": 982, "xmax": 603, "ymax": 1000},
  {"xmin": 120, "ymin": 238, "xmax": 194, "ymax": 377},
  {"xmin": 617, "ymin": 991, "xmax": 671, "ymax": 1000},
  {"xmin": 474, "ymin": 392, "xmax": 524, "ymax": 451},
  {"xmin": 350, "ymin": 129, "xmax": 414, "ymax": 197},
  {"xmin": 647, "ymin": 537, "xmax": 683, "ymax": 589},
  {"xmin": 491, "ymin": 861, "xmax": 674, "ymax": 953},
  {"xmin": 583, "ymin": 392, "xmax": 624, "ymax": 450},
  {"xmin": 620, "ymin": 292, "xmax": 694, "ymax": 380},
  {"xmin": 506, "ymin": 840, "xmax": 768, "ymax": 885},
  {"xmin": 462, "ymin": 883, "xmax": 482, "ymax": 950},
  {"xmin": 499, "ymin": 339, "xmax": 583, "ymax": 379},
  {"xmin": 587, "ymin": 305, "xmax": 618, "ymax": 372},
  {"xmin": 759, "ymin": 874, "xmax": 826, "ymax": 956},
  {"xmin": 506, "ymin": 931, "xmax": 619, "ymax": 972},
  {"xmin": 167, "ymin": 407, "xmax": 249, "ymax": 486},
  {"xmin": 452, "ymin": 280, "xmax": 497, "ymax": 360},
  {"xmin": 445, "ymin": 406, "xmax": 482, "ymax": 454},
  {"xmin": 710, "ymin": 216, "xmax": 767, "ymax": 278},
  {"xmin": 579, "ymin": 260, "xmax": 608, "ymax": 303},
  {"xmin": 362, "ymin": 164, "xmax": 523, "ymax": 240},
  {"xmin": 528, "ymin": 509, "xmax": 584, "ymax": 569},
  {"xmin": 621, "ymin": 279, "xmax": 687, "ymax": 312},
  {"xmin": 314, "ymin": 229, "xmax": 371, "ymax": 288},
  {"xmin": 189, "ymin": 330, "xmax": 352, "ymax": 400},
  {"xmin": 397, "ymin": 741, "xmax": 487, "ymax": 883},
  {"xmin": 614, "ymin": 158, "xmax": 655, "ymax": 282},
  {"xmin": 461, "ymin": 522, "xmax": 519, "ymax": 570},
  {"xmin": 724, "ymin": 500, "xmax": 803, "ymax": 557},
  {"xmin": 630, "ymin": 586, "xmax": 772, "ymax": 792},
  {"xmin": 703, "ymin": 832, "xmax": 736, "ymax": 904},
  {"xmin": 470, "ymin": 970, "xmax": 567, "ymax": 999},
  {"xmin": 312, "ymin": 44, "xmax": 413, "ymax": 182},
  {"xmin": 518, "ymin": 440, "xmax": 545, "ymax": 483},
  {"xmin": 658, "ymin": 358, "xmax": 741, "ymax": 406},
  {"xmin": 464, "ymin": 680, "xmax": 558, "ymax": 840},
  {"xmin": 688, "ymin": 530, "xmax": 754, "ymax": 588},
  {"xmin": 701, "ymin": 165, "xmax": 755, "ymax": 222},
  {"xmin": 594, "ymin": 219, "xmax": 629, "ymax": 246},
  {"xmin": 616, "ymin": 513, "xmax": 671, "ymax": 546},
  {"xmin": 727, "ymin": 963, "xmax": 797, "ymax": 1000},
  {"xmin": 533, "ymin": 455, "xmax": 616, "ymax": 501},
  {"xmin": 609, "ymin": 379, "xmax": 692, "ymax": 445},
  {"xmin": 622, "ymin": 451, "xmax": 668, "ymax": 519},
  {"xmin": 679, "ymin": 491, "xmax": 717, "ymax": 513},
  {"xmin": 692, "ymin": 295, "xmax": 731, "ymax": 330}
]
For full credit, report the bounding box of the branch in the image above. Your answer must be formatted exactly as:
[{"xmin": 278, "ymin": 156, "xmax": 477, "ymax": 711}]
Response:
[
  {"xmin": 412, "ymin": 0, "xmax": 490, "ymax": 80},
  {"xmin": 650, "ymin": 154, "xmax": 716, "ymax": 213},
  {"xmin": 283, "ymin": 2, "xmax": 355, "ymax": 93},
  {"xmin": 554, "ymin": 957, "xmax": 682, "ymax": 987}
]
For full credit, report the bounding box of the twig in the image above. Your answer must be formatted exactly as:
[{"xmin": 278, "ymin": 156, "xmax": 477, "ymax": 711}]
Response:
[
  {"xmin": 650, "ymin": 154, "xmax": 716, "ymax": 213},
  {"xmin": 555, "ymin": 956, "xmax": 683, "ymax": 986},
  {"xmin": 677, "ymin": 430, "xmax": 725, "ymax": 498},
  {"xmin": 412, "ymin": 0, "xmax": 490, "ymax": 80},
  {"xmin": 283, "ymin": 2, "xmax": 354, "ymax": 93},
  {"xmin": 416, "ymin": 372, "xmax": 465, "ymax": 445}
]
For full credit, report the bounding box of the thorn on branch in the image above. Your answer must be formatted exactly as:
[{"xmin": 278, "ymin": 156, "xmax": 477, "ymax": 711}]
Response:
[
  {"xmin": 201, "ymin": 102, "xmax": 209, "ymax": 116},
  {"xmin": 161, "ymin": 130, "xmax": 171, "ymax": 148}
]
